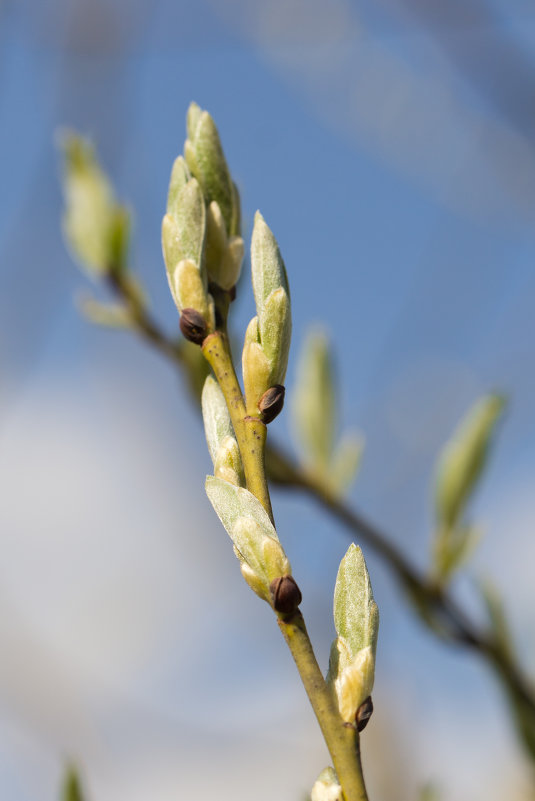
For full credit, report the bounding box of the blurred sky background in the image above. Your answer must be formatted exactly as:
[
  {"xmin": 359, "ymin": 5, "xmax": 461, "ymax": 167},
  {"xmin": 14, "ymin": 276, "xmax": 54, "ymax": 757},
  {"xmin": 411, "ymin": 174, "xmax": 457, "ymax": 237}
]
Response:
[{"xmin": 1, "ymin": 1, "xmax": 535, "ymax": 799}]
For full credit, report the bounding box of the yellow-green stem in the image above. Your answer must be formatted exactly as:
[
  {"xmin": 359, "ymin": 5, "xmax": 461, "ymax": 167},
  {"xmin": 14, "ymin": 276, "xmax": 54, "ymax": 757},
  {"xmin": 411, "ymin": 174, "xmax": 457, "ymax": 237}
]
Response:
[
  {"xmin": 202, "ymin": 331, "xmax": 274, "ymax": 522},
  {"xmin": 279, "ymin": 611, "xmax": 369, "ymax": 801},
  {"xmin": 201, "ymin": 329, "xmax": 368, "ymax": 800}
]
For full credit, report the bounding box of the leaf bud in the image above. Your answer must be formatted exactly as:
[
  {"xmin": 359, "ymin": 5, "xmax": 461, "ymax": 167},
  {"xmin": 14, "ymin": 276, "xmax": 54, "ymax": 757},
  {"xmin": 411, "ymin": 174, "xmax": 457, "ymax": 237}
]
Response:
[
  {"xmin": 184, "ymin": 103, "xmax": 234, "ymax": 234},
  {"xmin": 356, "ymin": 695, "xmax": 373, "ymax": 732},
  {"xmin": 180, "ymin": 307, "xmax": 208, "ymax": 345},
  {"xmin": 258, "ymin": 384, "xmax": 285, "ymax": 424},
  {"xmin": 270, "ymin": 575, "xmax": 302, "ymax": 615},
  {"xmin": 311, "ymin": 768, "xmax": 342, "ymax": 801}
]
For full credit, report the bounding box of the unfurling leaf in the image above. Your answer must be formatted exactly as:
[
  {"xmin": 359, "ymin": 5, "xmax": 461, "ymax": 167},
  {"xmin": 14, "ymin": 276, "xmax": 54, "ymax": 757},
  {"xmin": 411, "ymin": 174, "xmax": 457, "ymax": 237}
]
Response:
[{"xmin": 205, "ymin": 476, "xmax": 291, "ymax": 604}]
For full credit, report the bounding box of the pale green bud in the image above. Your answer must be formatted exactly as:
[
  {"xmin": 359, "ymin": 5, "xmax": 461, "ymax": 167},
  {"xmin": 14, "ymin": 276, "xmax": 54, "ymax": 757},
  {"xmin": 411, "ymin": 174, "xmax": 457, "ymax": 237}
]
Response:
[
  {"xmin": 162, "ymin": 177, "xmax": 206, "ymax": 273},
  {"xmin": 204, "ymin": 201, "xmax": 228, "ymax": 271},
  {"xmin": 205, "ymin": 476, "xmax": 292, "ymax": 603},
  {"xmin": 242, "ymin": 316, "xmax": 271, "ymax": 416},
  {"xmin": 204, "ymin": 202, "xmax": 244, "ymax": 289},
  {"xmin": 61, "ymin": 133, "xmax": 129, "ymax": 277},
  {"xmin": 311, "ymin": 768, "xmax": 343, "ymax": 801},
  {"xmin": 184, "ymin": 104, "xmax": 234, "ymax": 234},
  {"xmin": 172, "ymin": 259, "xmax": 213, "ymax": 326},
  {"xmin": 251, "ymin": 211, "xmax": 290, "ymax": 322},
  {"xmin": 218, "ymin": 236, "xmax": 244, "ymax": 291},
  {"xmin": 261, "ymin": 286, "xmax": 291, "ymax": 384},
  {"xmin": 166, "ymin": 155, "xmax": 190, "ymax": 219},
  {"xmin": 186, "ymin": 101, "xmax": 202, "ymax": 140},
  {"xmin": 201, "ymin": 375, "xmax": 234, "ymax": 465},
  {"xmin": 248, "ymin": 212, "xmax": 292, "ymax": 397},
  {"xmin": 328, "ymin": 544, "xmax": 379, "ymax": 723},
  {"xmin": 214, "ymin": 436, "xmax": 244, "ymax": 487},
  {"xmin": 435, "ymin": 394, "xmax": 505, "ymax": 530}
]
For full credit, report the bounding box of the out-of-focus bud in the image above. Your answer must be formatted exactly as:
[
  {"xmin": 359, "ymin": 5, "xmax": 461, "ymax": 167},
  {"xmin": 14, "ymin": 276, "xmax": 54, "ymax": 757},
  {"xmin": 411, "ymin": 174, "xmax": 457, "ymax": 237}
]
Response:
[
  {"xmin": 311, "ymin": 767, "xmax": 343, "ymax": 801},
  {"xmin": 435, "ymin": 394, "xmax": 505, "ymax": 530},
  {"xmin": 61, "ymin": 133, "xmax": 130, "ymax": 278}
]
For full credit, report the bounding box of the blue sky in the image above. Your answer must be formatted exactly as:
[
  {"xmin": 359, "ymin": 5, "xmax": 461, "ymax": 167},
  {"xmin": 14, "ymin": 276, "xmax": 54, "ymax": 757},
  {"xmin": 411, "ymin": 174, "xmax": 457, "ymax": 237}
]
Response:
[{"xmin": 1, "ymin": 2, "xmax": 535, "ymax": 800}]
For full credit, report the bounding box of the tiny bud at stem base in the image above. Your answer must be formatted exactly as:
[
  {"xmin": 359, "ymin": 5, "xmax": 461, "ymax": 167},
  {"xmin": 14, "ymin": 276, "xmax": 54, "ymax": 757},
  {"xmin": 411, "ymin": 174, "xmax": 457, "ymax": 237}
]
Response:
[
  {"xmin": 270, "ymin": 575, "xmax": 302, "ymax": 615},
  {"xmin": 259, "ymin": 384, "xmax": 285, "ymax": 424},
  {"xmin": 180, "ymin": 308, "xmax": 208, "ymax": 345},
  {"xmin": 356, "ymin": 696, "xmax": 373, "ymax": 732}
]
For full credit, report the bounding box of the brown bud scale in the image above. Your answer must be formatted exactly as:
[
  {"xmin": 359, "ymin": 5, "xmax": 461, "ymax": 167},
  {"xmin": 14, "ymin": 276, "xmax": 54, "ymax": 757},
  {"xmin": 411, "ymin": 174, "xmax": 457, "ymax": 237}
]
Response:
[
  {"xmin": 270, "ymin": 575, "xmax": 302, "ymax": 615},
  {"xmin": 258, "ymin": 385, "xmax": 285, "ymax": 424},
  {"xmin": 180, "ymin": 308, "xmax": 208, "ymax": 345},
  {"xmin": 356, "ymin": 696, "xmax": 373, "ymax": 732}
]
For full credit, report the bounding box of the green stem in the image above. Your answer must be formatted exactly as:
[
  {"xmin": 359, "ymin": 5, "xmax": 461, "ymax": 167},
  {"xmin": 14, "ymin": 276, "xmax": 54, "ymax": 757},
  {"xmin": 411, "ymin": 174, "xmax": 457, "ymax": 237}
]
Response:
[
  {"xmin": 202, "ymin": 331, "xmax": 274, "ymax": 523},
  {"xmin": 201, "ymin": 329, "xmax": 369, "ymax": 801},
  {"xmin": 279, "ymin": 611, "xmax": 369, "ymax": 801}
]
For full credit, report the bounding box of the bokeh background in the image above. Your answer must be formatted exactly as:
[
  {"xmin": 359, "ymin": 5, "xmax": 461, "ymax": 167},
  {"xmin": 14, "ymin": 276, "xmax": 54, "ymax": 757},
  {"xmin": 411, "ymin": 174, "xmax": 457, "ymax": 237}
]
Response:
[{"xmin": 2, "ymin": 1, "xmax": 535, "ymax": 799}]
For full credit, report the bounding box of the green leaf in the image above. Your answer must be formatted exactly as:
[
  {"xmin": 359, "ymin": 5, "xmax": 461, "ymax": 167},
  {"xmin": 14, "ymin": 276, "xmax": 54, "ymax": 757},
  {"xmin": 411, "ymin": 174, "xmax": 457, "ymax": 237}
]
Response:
[
  {"xmin": 435, "ymin": 394, "xmax": 506, "ymax": 530},
  {"xmin": 292, "ymin": 328, "xmax": 336, "ymax": 472}
]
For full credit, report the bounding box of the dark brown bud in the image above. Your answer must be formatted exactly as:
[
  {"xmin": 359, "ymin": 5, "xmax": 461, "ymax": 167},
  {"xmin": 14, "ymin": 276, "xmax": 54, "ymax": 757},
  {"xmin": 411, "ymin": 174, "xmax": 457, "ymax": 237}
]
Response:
[
  {"xmin": 269, "ymin": 575, "xmax": 302, "ymax": 615},
  {"xmin": 179, "ymin": 308, "xmax": 208, "ymax": 345},
  {"xmin": 258, "ymin": 385, "xmax": 285, "ymax": 424},
  {"xmin": 356, "ymin": 696, "xmax": 373, "ymax": 732}
]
